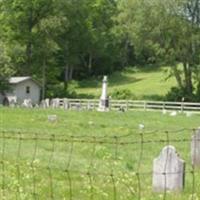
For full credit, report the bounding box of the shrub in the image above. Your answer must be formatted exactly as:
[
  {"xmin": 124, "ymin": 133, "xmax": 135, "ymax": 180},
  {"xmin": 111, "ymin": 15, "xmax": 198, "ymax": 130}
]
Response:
[
  {"xmin": 110, "ymin": 89, "xmax": 136, "ymax": 100},
  {"xmin": 165, "ymin": 87, "xmax": 195, "ymax": 102}
]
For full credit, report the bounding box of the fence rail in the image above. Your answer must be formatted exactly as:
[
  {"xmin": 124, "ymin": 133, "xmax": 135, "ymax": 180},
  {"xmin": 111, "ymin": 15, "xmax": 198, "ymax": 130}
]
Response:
[{"xmin": 57, "ymin": 98, "xmax": 200, "ymax": 112}]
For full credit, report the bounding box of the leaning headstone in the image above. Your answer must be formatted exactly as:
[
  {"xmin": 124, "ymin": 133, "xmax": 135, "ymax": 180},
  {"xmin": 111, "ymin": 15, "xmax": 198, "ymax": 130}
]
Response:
[
  {"xmin": 191, "ymin": 128, "xmax": 200, "ymax": 167},
  {"xmin": 153, "ymin": 145, "xmax": 185, "ymax": 192}
]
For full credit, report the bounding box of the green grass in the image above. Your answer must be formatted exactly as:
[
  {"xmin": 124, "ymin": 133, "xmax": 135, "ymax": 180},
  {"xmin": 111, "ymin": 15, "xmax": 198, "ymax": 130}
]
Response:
[
  {"xmin": 1, "ymin": 108, "xmax": 200, "ymax": 199},
  {"xmin": 70, "ymin": 66, "xmax": 177, "ymax": 99}
]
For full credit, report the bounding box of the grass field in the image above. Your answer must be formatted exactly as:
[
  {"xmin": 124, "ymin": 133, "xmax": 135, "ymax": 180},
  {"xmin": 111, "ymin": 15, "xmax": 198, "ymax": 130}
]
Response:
[
  {"xmin": 70, "ymin": 67, "xmax": 177, "ymax": 99},
  {"xmin": 1, "ymin": 107, "xmax": 200, "ymax": 199}
]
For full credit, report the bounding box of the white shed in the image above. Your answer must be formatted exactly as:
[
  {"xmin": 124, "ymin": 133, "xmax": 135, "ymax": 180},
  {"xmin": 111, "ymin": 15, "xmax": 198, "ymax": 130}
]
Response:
[{"xmin": 0, "ymin": 76, "xmax": 41, "ymax": 105}]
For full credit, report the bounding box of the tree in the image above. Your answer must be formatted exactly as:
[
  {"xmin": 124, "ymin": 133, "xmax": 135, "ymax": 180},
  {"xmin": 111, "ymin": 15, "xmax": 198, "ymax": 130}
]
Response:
[
  {"xmin": 0, "ymin": 42, "xmax": 14, "ymax": 92},
  {"xmin": 116, "ymin": 0, "xmax": 200, "ymax": 99}
]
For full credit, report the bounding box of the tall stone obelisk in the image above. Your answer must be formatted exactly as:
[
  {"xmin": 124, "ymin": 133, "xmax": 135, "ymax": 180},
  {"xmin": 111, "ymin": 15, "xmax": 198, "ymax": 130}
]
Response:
[{"xmin": 98, "ymin": 76, "xmax": 109, "ymax": 112}]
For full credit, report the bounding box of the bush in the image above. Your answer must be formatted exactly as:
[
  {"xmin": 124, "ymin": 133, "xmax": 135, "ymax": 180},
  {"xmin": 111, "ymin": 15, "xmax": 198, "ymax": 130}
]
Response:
[
  {"xmin": 110, "ymin": 89, "xmax": 136, "ymax": 100},
  {"xmin": 165, "ymin": 87, "xmax": 195, "ymax": 102}
]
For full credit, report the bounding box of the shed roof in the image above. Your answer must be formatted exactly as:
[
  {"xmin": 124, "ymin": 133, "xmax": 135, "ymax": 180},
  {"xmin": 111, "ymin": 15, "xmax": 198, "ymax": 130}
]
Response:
[
  {"xmin": 9, "ymin": 76, "xmax": 41, "ymax": 87},
  {"xmin": 9, "ymin": 77, "xmax": 31, "ymax": 84}
]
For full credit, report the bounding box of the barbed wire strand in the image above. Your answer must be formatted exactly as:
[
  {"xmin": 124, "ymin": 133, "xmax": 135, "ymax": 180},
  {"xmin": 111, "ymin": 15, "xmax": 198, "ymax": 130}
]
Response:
[
  {"xmin": 191, "ymin": 129, "xmax": 196, "ymax": 200},
  {"xmin": 65, "ymin": 136, "xmax": 74, "ymax": 200},
  {"xmin": 137, "ymin": 131, "xmax": 144, "ymax": 200},
  {"xmin": 1, "ymin": 131, "xmax": 5, "ymax": 200},
  {"xmin": 163, "ymin": 131, "xmax": 170, "ymax": 200},
  {"xmin": 16, "ymin": 132, "xmax": 22, "ymax": 200},
  {"xmin": 88, "ymin": 136, "xmax": 96, "ymax": 200},
  {"xmin": 31, "ymin": 133, "xmax": 38, "ymax": 200},
  {"xmin": 48, "ymin": 135, "xmax": 55, "ymax": 200}
]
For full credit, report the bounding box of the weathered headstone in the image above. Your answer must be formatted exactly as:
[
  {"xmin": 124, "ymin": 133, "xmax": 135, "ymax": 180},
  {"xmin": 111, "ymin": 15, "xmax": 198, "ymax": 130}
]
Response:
[
  {"xmin": 63, "ymin": 98, "xmax": 69, "ymax": 110},
  {"xmin": 153, "ymin": 145, "xmax": 185, "ymax": 192},
  {"xmin": 98, "ymin": 76, "xmax": 109, "ymax": 112},
  {"xmin": 40, "ymin": 100, "xmax": 46, "ymax": 108},
  {"xmin": 87, "ymin": 101, "xmax": 93, "ymax": 111},
  {"xmin": 191, "ymin": 128, "xmax": 200, "ymax": 167},
  {"xmin": 45, "ymin": 98, "xmax": 50, "ymax": 108},
  {"xmin": 48, "ymin": 115, "xmax": 58, "ymax": 123},
  {"xmin": 51, "ymin": 98, "xmax": 60, "ymax": 108},
  {"xmin": 9, "ymin": 98, "xmax": 17, "ymax": 108},
  {"xmin": 22, "ymin": 99, "xmax": 32, "ymax": 108}
]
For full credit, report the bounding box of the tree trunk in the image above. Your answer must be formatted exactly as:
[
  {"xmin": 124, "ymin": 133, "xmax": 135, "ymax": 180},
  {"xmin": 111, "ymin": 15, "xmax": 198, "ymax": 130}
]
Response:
[
  {"xmin": 69, "ymin": 67, "xmax": 73, "ymax": 80},
  {"xmin": 183, "ymin": 62, "xmax": 193, "ymax": 95},
  {"xmin": 64, "ymin": 65, "xmax": 69, "ymax": 90},
  {"xmin": 88, "ymin": 53, "xmax": 93, "ymax": 74},
  {"xmin": 42, "ymin": 59, "xmax": 46, "ymax": 100},
  {"xmin": 26, "ymin": 6, "xmax": 33, "ymax": 73},
  {"xmin": 172, "ymin": 65, "xmax": 184, "ymax": 90}
]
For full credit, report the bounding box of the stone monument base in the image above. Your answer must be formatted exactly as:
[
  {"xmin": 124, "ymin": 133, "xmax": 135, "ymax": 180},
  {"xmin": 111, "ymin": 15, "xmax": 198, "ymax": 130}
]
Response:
[{"xmin": 97, "ymin": 99, "xmax": 109, "ymax": 112}]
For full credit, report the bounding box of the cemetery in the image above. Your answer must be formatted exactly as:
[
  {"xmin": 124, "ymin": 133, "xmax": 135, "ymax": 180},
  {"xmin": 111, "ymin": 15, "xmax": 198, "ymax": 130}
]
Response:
[
  {"xmin": 1, "ymin": 97, "xmax": 200, "ymax": 199},
  {"xmin": 1, "ymin": 76, "xmax": 200, "ymax": 199},
  {"xmin": 1, "ymin": 0, "xmax": 200, "ymax": 199}
]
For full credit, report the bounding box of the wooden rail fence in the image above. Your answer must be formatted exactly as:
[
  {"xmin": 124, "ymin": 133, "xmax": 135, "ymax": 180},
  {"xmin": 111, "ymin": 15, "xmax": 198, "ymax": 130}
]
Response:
[{"xmin": 57, "ymin": 98, "xmax": 200, "ymax": 112}]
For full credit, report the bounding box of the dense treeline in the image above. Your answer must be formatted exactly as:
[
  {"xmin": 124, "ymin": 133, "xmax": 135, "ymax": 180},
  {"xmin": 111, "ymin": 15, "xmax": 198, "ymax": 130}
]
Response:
[{"xmin": 0, "ymin": 0, "xmax": 200, "ymax": 101}]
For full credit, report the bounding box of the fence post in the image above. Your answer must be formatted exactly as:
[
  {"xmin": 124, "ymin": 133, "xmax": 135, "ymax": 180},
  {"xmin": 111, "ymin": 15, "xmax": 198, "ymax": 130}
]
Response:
[
  {"xmin": 126, "ymin": 100, "xmax": 129, "ymax": 111},
  {"xmin": 191, "ymin": 128, "xmax": 200, "ymax": 167},
  {"xmin": 153, "ymin": 145, "xmax": 185, "ymax": 192},
  {"xmin": 144, "ymin": 101, "xmax": 146, "ymax": 111},
  {"xmin": 162, "ymin": 102, "xmax": 165, "ymax": 110}
]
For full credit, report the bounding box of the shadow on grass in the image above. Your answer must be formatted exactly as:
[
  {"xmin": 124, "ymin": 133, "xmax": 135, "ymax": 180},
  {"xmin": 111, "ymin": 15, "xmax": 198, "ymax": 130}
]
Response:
[{"xmin": 141, "ymin": 94, "xmax": 165, "ymax": 101}]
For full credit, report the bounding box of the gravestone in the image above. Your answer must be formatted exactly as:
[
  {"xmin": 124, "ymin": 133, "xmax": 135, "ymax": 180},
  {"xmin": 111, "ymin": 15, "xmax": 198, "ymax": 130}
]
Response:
[
  {"xmin": 87, "ymin": 101, "xmax": 93, "ymax": 111},
  {"xmin": 191, "ymin": 128, "xmax": 200, "ymax": 167},
  {"xmin": 63, "ymin": 98, "xmax": 69, "ymax": 110},
  {"xmin": 98, "ymin": 76, "xmax": 109, "ymax": 112},
  {"xmin": 153, "ymin": 145, "xmax": 185, "ymax": 192},
  {"xmin": 51, "ymin": 98, "xmax": 60, "ymax": 108},
  {"xmin": 48, "ymin": 115, "xmax": 58, "ymax": 123},
  {"xmin": 40, "ymin": 100, "xmax": 46, "ymax": 108},
  {"xmin": 22, "ymin": 99, "xmax": 32, "ymax": 108},
  {"xmin": 45, "ymin": 98, "xmax": 50, "ymax": 108},
  {"xmin": 9, "ymin": 98, "xmax": 17, "ymax": 108}
]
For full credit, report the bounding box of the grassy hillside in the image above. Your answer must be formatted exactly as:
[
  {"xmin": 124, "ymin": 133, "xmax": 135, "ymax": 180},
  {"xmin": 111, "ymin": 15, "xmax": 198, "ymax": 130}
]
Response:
[{"xmin": 69, "ymin": 66, "xmax": 177, "ymax": 100}]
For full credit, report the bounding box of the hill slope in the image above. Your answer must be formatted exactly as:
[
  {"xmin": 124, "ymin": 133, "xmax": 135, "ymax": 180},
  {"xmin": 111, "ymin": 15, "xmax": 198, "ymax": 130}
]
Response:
[{"xmin": 69, "ymin": 67, "xmax": 177, "ymax": 100}]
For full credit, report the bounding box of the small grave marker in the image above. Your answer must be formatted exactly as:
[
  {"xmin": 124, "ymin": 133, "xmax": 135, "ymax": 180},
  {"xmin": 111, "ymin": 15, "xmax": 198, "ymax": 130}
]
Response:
[
  {"xmin": 153, "ymin": 145, "xmax": 185, "ymax": 192},
  {"xmin": 48, "ymin": 115, "xmax": 58, "ymax": 123}
]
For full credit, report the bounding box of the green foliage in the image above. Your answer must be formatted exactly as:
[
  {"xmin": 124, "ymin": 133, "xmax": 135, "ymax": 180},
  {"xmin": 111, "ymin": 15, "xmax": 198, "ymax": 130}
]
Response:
[
  {"xmin": 110, "ymin": 89, "xmax": 135, "ymax": 100},
  {"xmin": 165, "ymin": 87, "xmax": 196, "ymax": 102},
  {"xmin": 0, "ymin": 0, "xmax": 200, "ymax": 99},
  {"xmin": 0, "ymin": 42, "xmax": 14, "ymax": 92},
  {"xmin": 46, "ymin": 83, "xmax": 77, "ymax": 98}
]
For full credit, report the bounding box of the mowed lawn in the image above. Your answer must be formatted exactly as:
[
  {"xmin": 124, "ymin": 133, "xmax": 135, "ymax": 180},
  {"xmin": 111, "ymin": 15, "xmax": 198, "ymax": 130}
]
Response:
[
  {"xmin": 71, "ymin": 67, "xmax": 177, "ymax": 99},
  {"xmin": 1, "ymin": 107, "xmax": 200, "ymax": 199}
]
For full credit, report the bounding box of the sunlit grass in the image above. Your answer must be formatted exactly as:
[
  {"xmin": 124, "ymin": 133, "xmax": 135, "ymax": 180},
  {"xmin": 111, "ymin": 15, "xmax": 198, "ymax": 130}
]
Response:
[
  {"xmin": 0, "ymin": 107, "xmax": 199, "ymax": 199},
  {"xmin": 70, "ymin": 66, "xmax": 177, "ymax": 99}
]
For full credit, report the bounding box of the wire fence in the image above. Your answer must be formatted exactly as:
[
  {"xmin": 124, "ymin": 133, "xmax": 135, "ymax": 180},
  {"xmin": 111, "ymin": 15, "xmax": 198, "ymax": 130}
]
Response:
[{"xmin": 0, "ymin": 128, "xmax": 200, "ymax": 200}]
